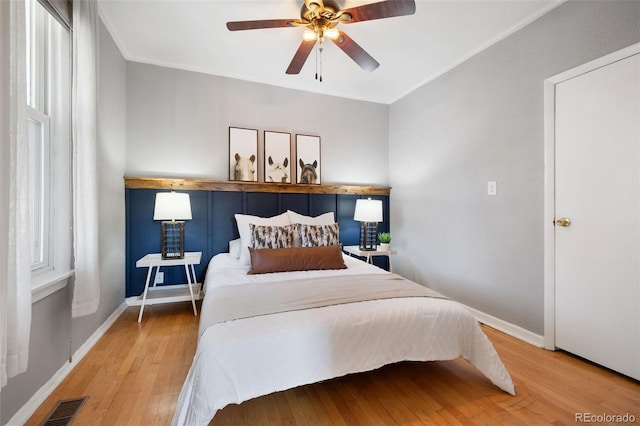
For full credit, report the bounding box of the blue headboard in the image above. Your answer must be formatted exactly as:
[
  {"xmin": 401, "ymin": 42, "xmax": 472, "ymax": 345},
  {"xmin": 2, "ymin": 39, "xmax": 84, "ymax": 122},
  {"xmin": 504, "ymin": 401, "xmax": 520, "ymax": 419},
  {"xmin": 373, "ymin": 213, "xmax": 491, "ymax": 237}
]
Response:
[{"xmin": 125, "ymin": 177, "xmax": 391, "ymax": 297}]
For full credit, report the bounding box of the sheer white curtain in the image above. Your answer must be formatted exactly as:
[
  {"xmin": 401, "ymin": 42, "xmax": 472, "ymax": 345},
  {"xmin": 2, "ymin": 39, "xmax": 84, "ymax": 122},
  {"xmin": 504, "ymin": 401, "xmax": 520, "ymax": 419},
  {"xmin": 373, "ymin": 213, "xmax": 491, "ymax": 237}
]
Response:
[
  {"xmin": 1, "ymin": 0, "xmax": 33, "ymax": 388},
  {"xmin": 71, "ymin": 0, "xmax": 100, "ymax": 318}
]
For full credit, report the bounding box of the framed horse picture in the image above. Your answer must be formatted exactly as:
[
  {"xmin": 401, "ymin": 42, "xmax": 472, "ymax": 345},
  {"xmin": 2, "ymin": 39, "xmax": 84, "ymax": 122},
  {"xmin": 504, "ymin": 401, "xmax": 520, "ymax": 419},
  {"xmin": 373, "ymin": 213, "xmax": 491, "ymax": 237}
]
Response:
[
  {"xmin": 264, "ymin": 131, "xmax": 291, "ymax": 183},
  {"xmin": 229, "ymin": 127, "xmax": 258, "ymax": 182},
  {"xmin": 296, "ymin": 134, "xmax": 321, "ymax": 184}
]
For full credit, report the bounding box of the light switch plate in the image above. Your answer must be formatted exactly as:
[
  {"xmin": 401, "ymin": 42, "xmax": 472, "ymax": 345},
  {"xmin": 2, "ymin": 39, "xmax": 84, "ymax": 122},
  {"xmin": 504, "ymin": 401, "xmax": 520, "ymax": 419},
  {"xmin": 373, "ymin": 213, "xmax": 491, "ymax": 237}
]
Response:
[{"xmin": 488, "ymin": 181, "xmax": 497, "ymax": 196}]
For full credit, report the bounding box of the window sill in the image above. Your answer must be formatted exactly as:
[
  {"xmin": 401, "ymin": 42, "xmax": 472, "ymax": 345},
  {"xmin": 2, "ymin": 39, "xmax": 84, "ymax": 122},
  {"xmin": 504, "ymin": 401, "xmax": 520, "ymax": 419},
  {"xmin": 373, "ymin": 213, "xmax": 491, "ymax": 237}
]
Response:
[{"xmin": 31, "ymin": 270, "xmax": 74, "ymax": 303}]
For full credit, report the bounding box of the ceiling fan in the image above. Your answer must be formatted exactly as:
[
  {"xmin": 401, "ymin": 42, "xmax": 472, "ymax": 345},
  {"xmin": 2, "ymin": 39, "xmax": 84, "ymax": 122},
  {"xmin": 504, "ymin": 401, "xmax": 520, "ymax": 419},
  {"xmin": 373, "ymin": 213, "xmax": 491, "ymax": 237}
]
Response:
[{"xmin": 226, "ymin": 0, "xmax": 416, "ymax": 80}]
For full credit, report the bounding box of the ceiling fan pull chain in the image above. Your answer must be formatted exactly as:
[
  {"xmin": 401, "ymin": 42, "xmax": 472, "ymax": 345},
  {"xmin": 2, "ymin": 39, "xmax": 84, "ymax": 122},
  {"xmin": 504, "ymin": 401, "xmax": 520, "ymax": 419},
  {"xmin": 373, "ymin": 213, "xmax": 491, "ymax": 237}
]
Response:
[
  {"xmin": 319, "ymin": 37, "xmax": 324, "ymax": 82},
  {"xmin": 315, "ymin": 42, "xmax": 319, "ymax": 80}
]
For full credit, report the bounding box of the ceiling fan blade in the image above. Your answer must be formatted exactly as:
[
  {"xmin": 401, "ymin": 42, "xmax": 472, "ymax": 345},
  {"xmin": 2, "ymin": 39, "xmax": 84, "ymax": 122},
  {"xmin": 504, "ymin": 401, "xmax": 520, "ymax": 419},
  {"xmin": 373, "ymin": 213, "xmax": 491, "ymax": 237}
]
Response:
[
  {"xmin": 331, "ymin": 31, "xmax": 379, "ymax": 72},
  {"xmin": 286, "ymin": 40, "xmax": 317, "ymax": 74},
  {"xmin": 339, "ymin": 0, "xmax": 416, "ymax": 24},
  {"xmin": 226, "ymin": 19, "xmax": 297, "ymax": 31}
]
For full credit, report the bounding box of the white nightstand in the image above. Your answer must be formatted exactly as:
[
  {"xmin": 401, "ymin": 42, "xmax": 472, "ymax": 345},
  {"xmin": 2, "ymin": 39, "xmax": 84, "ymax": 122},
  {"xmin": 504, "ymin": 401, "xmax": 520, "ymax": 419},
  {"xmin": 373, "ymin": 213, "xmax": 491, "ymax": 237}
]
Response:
[
  {"xmin": 343, "ymin": 245, "xmax": 397, "ymax": 272},
  {"xmin": 135, "ymin": 251, "xmax": 202, "ymax": 322}
]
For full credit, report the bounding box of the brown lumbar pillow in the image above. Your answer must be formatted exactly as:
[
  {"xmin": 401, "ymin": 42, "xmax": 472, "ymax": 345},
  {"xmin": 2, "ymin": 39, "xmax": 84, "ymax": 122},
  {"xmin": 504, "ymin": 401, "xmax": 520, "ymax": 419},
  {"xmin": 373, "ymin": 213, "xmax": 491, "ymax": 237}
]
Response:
[{"xmin": 248, "ymin": 245, "xmax": 347, "ymax": 275}]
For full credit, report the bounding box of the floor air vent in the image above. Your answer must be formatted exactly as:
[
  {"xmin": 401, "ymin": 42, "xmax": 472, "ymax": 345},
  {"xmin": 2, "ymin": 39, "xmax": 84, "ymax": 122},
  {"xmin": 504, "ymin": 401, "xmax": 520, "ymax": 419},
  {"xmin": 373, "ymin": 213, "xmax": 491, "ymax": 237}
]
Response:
[{"xmin": 41, "ymin": 396, "xmax": 88, "ymax": 426}]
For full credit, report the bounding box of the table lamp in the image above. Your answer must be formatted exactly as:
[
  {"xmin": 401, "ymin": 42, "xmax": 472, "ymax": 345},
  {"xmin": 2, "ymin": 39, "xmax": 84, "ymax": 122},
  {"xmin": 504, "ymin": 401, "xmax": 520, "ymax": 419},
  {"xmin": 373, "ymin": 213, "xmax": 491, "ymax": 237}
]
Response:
[
  {"xmin": 354, "ymin": 198, "xmax": 382, "ymax": 251},
  {"xmin": 154, "ymin": 191, "xmax": 192, "ymax": 259}
]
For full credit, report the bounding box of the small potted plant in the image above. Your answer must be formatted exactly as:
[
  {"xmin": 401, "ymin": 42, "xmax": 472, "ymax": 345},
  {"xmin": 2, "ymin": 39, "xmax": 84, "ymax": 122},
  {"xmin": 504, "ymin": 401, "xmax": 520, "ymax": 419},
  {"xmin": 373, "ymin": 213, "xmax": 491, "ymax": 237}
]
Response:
[{"xmin": 378, "ymin": 232, "xmax": 391, "ymax": 251}]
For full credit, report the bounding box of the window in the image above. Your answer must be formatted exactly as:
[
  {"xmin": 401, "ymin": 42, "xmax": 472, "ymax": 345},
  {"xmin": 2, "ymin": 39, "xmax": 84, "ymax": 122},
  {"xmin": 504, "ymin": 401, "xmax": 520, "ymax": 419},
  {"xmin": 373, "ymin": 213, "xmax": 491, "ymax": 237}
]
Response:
[
  {"xmin": 27, "ymin": 106, "xmax": 50, "ymax": 267},
  {"xmin": 26, "ymin": 0, "xmax": 73, "ymax": 293}
]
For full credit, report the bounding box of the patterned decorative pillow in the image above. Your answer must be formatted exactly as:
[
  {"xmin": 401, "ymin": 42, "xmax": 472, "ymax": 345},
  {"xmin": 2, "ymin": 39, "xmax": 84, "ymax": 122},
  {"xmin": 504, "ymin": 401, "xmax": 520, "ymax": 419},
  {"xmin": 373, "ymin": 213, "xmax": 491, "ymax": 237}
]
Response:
[
  {"xmin": 235, "ymin": 212, "xmax": 291, "ymax": 266},
  {"xmin": 295, "ymin": 223, "xmax": 340, "ymax": 247},
  {"xmin": 250, "ymin": 224, "xmax": 296, "ymax": 249}
]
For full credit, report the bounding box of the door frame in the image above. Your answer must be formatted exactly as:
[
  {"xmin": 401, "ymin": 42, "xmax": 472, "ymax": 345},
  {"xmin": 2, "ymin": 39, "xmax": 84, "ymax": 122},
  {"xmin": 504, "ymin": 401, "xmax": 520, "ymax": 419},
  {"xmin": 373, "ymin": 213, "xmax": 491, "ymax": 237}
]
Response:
[{"xmin": 543, "ymin": 42, "xmax": 640, "ymax": 350}]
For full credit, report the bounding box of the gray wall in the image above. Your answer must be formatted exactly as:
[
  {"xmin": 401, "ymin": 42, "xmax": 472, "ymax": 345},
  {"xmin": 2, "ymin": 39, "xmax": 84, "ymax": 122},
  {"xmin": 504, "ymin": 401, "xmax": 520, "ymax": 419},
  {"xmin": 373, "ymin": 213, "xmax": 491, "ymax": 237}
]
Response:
[
  {"xmin": 125, "ymin": 63, "xmax": 389, "ymax": 185},
  {"xmin": 1, "ymin": 290, "xmax": 71, "ymax": 424},
  {"xmin": 1, "ymin": 20, "xmax": 127, "ymax": 424},
  {"xmin": 389, "ymin": 1, "xmax": 640, "ymax": 335}
]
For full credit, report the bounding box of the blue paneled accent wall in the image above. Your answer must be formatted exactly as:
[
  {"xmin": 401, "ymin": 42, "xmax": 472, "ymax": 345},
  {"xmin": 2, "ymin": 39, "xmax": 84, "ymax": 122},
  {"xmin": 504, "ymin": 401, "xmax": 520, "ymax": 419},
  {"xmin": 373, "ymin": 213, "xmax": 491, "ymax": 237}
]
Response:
[{"xmin": 125, "ymin": 179, "xmax": 391, "ymax": 298}]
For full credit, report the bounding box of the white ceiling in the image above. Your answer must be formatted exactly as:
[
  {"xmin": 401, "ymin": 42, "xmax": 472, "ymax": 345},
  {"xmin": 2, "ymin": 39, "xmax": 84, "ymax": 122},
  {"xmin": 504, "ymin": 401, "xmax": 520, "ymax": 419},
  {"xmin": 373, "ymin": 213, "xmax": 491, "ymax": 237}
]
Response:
[{"xmin": 98, "ymin": 0, "xmax": 561, "ymax": 104}]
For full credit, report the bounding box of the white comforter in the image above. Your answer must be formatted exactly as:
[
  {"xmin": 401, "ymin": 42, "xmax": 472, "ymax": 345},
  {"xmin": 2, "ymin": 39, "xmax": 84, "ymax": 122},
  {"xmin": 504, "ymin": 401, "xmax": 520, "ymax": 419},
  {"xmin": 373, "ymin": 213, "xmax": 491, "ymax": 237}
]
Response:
[{"xmin": 173, "ymin": 254, "xmax": 515, "ymax": 426}]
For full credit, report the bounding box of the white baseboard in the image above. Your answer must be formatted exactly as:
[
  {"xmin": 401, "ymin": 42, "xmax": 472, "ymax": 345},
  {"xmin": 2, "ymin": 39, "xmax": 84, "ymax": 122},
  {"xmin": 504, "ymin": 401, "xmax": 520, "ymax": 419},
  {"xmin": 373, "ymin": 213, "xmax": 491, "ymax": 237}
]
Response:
[
  {"xmin": 7, "ymin": 302, "xmax": 128, "ymax": 426},
  {"xmin": 464, "ymin": 305, "xmax": 545, "ymax": 348}
]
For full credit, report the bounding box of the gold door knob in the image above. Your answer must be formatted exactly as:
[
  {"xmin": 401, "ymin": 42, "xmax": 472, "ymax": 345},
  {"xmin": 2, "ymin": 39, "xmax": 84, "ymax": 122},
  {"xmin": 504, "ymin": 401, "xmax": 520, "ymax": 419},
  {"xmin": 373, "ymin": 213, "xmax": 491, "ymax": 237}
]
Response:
[{"xmin": 555, "ymin": 217, "xmax": 572, "ymax": 227}]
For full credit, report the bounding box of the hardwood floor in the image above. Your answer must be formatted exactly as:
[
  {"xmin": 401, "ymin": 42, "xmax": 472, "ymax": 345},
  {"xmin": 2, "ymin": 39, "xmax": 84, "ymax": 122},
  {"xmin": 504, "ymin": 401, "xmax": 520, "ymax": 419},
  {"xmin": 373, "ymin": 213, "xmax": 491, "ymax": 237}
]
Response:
[
  {"xmin": 25, "ymin": 304, "xmax": 199, "ymax": 426},
  {"xmin": 27, "ymin": 304, "xmax": 640, "ymax": 425}
]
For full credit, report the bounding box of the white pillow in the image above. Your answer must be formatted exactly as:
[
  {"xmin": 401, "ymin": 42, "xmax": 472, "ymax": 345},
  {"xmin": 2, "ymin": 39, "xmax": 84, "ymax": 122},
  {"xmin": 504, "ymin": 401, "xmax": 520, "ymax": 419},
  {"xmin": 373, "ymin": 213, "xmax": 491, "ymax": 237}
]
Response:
[
  {"xmin": 229, "ymin": 238, "xmax": 241, "ymax": 259},
  {"xmin": 235, "ymin": 212, "xmax": 291, "ymax": 265},
  {"xmin": 287, "ymin": 210, "xmax": 335, "ymax": 225}
]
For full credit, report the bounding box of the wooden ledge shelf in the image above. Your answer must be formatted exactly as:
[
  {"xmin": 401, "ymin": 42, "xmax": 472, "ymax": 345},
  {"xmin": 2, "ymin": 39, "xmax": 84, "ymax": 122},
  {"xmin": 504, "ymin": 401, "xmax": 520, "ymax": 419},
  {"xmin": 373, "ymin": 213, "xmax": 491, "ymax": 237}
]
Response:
[{"xmin": 124, "ymin": 177, "xmax": 391, "ymax": 196}]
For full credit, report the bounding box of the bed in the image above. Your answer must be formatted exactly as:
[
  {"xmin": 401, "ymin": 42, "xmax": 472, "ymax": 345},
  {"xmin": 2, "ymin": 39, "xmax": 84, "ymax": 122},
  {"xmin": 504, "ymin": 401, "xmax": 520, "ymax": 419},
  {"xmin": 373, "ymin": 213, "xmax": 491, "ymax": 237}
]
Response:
[{"xmin": 172, "ymin": 213, "xmax": 515, "ymax": 425}]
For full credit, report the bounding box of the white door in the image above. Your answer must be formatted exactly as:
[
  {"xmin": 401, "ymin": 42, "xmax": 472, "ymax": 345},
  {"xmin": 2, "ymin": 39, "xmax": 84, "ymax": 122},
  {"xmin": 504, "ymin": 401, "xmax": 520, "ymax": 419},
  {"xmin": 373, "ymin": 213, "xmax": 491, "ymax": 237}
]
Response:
[{"xmin": 555, "ymin": 53, "xmax": 640, "ymax": 380}]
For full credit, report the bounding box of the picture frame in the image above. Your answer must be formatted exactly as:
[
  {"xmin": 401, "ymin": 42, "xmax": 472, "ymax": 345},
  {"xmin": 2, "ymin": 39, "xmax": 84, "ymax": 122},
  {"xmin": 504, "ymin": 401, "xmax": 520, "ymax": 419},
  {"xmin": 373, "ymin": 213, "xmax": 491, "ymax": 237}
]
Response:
[
  {"xmin": 296, "ymin": 134, "xmax": 321, "ymax": 184},
  {"xmin": 229, "ymin": 127, "xmax": 258, "ymax": 182},
  {"xmin": 264, "ymin": 131, "xmax": 291, "ymax": 183}
]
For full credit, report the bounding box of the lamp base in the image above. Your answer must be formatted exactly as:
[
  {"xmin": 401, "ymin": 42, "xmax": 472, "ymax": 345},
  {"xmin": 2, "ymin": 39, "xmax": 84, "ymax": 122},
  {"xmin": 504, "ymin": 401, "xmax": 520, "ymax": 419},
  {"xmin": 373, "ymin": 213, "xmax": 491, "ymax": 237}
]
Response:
[
  {"xmin": 358, "ymin": 222, "xmax": 378, "ymax": 251},
  {"xmin": 161, "ymin": 221, "xmax": 185, "ymax": 260}
]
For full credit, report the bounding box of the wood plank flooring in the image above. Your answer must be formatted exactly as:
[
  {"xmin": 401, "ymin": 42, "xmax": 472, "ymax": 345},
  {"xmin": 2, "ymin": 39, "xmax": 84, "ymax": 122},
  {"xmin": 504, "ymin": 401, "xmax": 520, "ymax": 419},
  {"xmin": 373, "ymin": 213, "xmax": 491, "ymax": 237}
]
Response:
[{"xmin": 26, "ymin": 304, "xmax": 640, "ymax": 425}]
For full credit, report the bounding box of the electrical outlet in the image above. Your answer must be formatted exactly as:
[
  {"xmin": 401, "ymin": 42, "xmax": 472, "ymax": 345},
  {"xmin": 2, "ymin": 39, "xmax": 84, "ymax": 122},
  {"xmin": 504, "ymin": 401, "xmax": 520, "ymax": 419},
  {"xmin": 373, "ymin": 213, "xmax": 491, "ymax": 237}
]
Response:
[
  {"xmin": 487, "ymin": 181, "xmax": 497, "ymax": 196},
  {"xmin": 155, "ymin": 271, "xmax": 164, "ymax": 284}
]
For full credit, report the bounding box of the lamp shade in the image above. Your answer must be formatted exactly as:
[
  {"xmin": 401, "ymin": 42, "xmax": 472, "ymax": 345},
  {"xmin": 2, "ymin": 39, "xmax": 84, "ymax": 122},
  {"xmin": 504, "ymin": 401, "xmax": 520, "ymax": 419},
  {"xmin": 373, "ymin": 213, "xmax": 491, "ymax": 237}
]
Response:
[
  {"xmin": 153, "ymin": 192, "xmax": 192, "ymax": 221},
  {"xmin": 353, "ymin": 198, "xmax": 382, "ymax": 222}
]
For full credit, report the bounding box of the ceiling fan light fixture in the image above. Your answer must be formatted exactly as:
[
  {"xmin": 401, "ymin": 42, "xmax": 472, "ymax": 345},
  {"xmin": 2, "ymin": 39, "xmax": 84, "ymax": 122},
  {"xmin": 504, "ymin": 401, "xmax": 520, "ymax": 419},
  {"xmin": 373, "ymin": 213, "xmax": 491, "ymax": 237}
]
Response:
[
  {"xmin": 324, "ymin": 28, "xmax": 340, "ymax": 39},
  {"xmin": 302, "ymin": 29, "xmax": 317, "ymax": 41}
]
